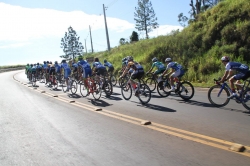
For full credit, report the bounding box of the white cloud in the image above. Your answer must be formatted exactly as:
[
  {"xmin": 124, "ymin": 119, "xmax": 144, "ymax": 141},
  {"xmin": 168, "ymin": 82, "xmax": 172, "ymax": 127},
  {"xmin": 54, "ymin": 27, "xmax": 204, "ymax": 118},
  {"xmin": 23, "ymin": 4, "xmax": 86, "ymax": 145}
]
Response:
[
  {"xmin": 0, "ymin": 2, "xmax": 134, "ymax": 42},
  {"xmin": 149, "ymin": 25, "xmax": 183, "ymax": 37},
  {"xmin": 0, "ymin": 42, "xmax": 30, "ymax": 49}
]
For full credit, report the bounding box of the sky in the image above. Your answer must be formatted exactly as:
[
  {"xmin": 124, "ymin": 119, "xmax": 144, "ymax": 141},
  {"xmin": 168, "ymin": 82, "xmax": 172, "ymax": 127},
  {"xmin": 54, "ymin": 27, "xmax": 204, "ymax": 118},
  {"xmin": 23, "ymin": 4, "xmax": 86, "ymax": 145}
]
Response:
[{"xmin": 0, "ymin": 0, "xmax": 190, "ymax": 66}]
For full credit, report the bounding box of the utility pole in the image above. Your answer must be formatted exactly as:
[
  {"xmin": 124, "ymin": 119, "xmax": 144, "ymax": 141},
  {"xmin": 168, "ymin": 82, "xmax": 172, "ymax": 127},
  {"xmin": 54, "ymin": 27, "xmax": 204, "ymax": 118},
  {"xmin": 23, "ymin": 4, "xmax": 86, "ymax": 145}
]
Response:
[
  {"xmin": 89, "ymin": 25, "xmax": 94, "ymax": 53},
  {"xmin": 84, "ymin": 39, "xmax": 87, "ymax": 54},
  {"xmin": 103, "ymin": 4, "xmax": 111, "ymax": 51}
]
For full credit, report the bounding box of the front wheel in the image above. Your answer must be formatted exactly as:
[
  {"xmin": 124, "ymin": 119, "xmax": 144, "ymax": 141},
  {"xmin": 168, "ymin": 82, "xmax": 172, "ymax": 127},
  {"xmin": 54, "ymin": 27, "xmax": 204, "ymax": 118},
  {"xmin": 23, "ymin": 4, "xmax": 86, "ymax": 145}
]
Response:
[
  {"xmin": 138, "ymin": 84, "xmax": 151, "ymax": 104},
  {"xmin": 157, "ymin": 80, "xmax": 171, "ymax": 97},
  {"xmin": 92, "ymin": 81, "xmax": 102, "ymax": 100},
  {"xmin": 121, "ymin": 83, "xmax": 132, "ymax": 100},
  {"xmin": 208, "ymin": 85, "xmax": 230, "ymax": 107},
  {"xmin": 145, "ymin": 77, "xmax": 156, "ymax": 92},
  {"xmin": 178, "ymin": 81, "xmax": 195, "ymax": 100},
  {"xmin": 80, "ymin": 82, "xmax": 88, "ymax": 97},
  {"xmin": 241, "ymin": 89, "xmax": 250, "ymax": 111}
]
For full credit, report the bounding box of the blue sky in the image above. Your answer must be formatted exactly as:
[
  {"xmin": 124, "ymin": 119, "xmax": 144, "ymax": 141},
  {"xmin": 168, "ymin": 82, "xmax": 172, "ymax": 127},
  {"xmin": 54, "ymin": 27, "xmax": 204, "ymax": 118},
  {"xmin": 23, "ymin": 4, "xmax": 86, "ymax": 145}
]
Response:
[{"xmin": 0, "ymin": 0, "xmax": 190, "ymax": 66}]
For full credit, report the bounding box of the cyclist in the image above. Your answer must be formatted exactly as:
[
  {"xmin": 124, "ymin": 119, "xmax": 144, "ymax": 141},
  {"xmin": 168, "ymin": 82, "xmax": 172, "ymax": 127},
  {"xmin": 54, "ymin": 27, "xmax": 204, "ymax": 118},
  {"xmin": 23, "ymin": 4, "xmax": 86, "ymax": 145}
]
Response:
[
  {"xmin": 60, "ymin": 59, "xmax": 72, "ymax": 92},
  {"xmin": 92, "ymin": 57, "xmax": 107, "ymax": 77},
  {"xmin": 30, "ymin": 64, "xmax": 37, "ymax": 82},
  {"xmin": 54, "ymin": 61, "xmax": 61, "ymax": 75},
  {"xmin": 119, "ymin": 56, "xmax": 144, "ymax": 96},
  {"xmin": 161, "ymin": 58, "xmax": 185, "ymax": 92},
  {"xmin": 146, "ymin": 57, "xmax": 166, "ymax": 79},
  {"xmin": 25, "ymin": 63, "xmax": 30, "ymax": 78},
  {"xmin": 104, "ymin": 59, "xmax": 114, "ymax": 75},
  {"xmin": 219, "ymin": 56, "xmax": 250, "ymax": 99},
  {"xmin": 48, "ymin": 62, "xmax": 56, "ymax": 87},
  {"xmin": 42, "ymin": 61, "xmax": 49, "ymax": 83},
  {"xmin": 78, "ymin": 56, "xmax": 92, "ymax": 93}
]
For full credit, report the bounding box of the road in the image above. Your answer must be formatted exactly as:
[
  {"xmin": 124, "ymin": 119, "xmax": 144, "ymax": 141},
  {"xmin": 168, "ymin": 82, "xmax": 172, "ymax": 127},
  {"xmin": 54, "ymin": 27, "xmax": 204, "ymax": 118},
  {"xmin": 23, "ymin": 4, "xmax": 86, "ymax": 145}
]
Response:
[{"xmin": 1, "ymin": 70, "xmax": 250, "ymax": 166}]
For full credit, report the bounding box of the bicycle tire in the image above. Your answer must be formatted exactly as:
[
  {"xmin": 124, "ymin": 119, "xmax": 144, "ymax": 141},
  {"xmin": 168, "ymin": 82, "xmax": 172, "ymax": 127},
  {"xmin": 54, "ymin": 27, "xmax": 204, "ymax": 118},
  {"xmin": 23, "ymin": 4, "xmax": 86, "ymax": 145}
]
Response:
[
  {"xmin": 178, "ymin": 81, "xmax": 195, "ymax": 100},
  {"xmin": 241, "ymin": 88, "xmax": 250, "ymax": 111},
  {"xmin": 80, "ymin": 82, "xmax": 88, "ymax": 97},
  {"xmin": 103, "ymin": 81, "xmax": 113, "ymax": 97},
  {"xmin": 92, "ymin": 81, "xmax": 102, "ymax": 100},
  {"xmin": 145, "ymin": 77, "xmax": 156, "ymax": 92},
  {"xmin": 138, "ymin": 84, "xmax": 151, "ymax": 104},
  {"xmin": 70, "ymin": 80, "xmax": 78, "ymax": 94},
  {"xmin": 32, "ymin": 74, "xmax": 36, "ymax": 87},
  {"xmin": 61, "ymin": 79, "xmax": 68, "ymax": 92},
  {"xmin": 121, "ymin": 83, "xmax": 132, "ymax": 100},
  {"xmin": 208, "ymin": 85, "xmax": 230, "ymax": 107},
  {"xmin": 157, "ymin": 80, "xmax": 171, "ymax": 97}
]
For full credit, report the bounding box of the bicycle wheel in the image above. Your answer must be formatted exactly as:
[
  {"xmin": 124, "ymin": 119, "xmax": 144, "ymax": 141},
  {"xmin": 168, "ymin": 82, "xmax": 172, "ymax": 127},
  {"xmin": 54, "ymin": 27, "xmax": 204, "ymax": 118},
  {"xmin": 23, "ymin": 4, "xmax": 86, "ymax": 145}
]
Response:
[
  {"xmin": 80, "ymin": 82, "xmax": 88, "ymax": 97},
  {"xmin": 92, "ymin": 81, "xmax": 102, "ymax": 100},
  {"xmin": 32, "ymin": 74, "xmax": 36, "ymax": 87},
  {"xmin": 121, "ymin": 83, "xmax": 132, "ymax": 100},
  {"xmin": 157, "ymin": 80, "xmax": 171, "ymax": 97},
  {"xmin": 40, "ymin": 74, "xmax": 45, "ymax": 83},
  {"xmin": 208, "ymin": 85, "xmax": 230, "ymax": 107},
  {"xmin": 178, "ymin": 81, "xmax": 195, "ymax": 100},
  {"xmin": 138, "ymin": 84, "xmax": 151, "ymax": 104},
  {"xmin": 103, "ymin": 81, "xmax": 113, "ymax": 97},
  {"xmin": 119, "ymin": 76, "xmax": 129, "ymax": 88},
  {"xmin": 241, "ymin": 88, "xmax": 250, "ymax": 111},
  {"xmin": 111, "ymin": 75, "xmax": 117, "ymax": 86},
  {"xmin": 70, "ymin": 80, "xmax": 78, "ymax": 94},
  {"xmin": 61, "ymin": 78, "xmax": 68, "ymax": 92},
  {"xmin": 145, "ymin": 77, "xmax": 156, "ymax": 92}
]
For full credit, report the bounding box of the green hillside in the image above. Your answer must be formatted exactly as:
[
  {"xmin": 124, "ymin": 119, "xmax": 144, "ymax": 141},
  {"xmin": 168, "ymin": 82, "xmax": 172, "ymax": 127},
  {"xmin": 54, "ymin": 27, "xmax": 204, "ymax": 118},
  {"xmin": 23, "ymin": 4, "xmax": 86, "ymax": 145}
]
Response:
[{"xmin": 85, "ymin": 0, "xmax": 250, "ymax": 85}]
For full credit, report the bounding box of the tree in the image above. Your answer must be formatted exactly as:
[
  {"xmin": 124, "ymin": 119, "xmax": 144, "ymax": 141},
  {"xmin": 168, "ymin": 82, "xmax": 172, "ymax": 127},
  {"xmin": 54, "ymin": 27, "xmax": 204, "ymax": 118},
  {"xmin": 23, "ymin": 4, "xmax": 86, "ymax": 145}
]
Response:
[
  {"xmin": 178, "ymin": 13, "xmax": 189, "ymax": 27},
  {"xmin": 60, "ymin": 26, "xmax": 84, "ymax": 60},
  {"xmin": 189, "ymin": 0, "xmax": 223, "ymax": 19},
  {"xmin": 130, "ymin": 31, "xmax": 139, "ymax": 43},
  {"xmin": 134, "ymin": 0, "xmax": 159, "ymax": 39}
]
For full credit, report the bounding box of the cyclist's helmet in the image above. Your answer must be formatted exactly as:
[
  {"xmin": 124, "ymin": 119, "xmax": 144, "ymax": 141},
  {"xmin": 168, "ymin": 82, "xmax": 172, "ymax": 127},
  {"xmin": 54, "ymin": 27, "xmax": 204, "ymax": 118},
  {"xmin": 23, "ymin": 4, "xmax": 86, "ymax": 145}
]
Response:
[
  {"xmin": 78, "ymin": 56, "xmax": 83, "ymax": 60},
  {"xmin": 127, "ymin": 56, "xmax": 133, "ymax": 61},
  {"xmin": 165, "ymin": 58, "xmax": 172, "ymax": 63},
  {"xmin": 61, "ymin": 59, "xmax": 66, "ymax": 63},
  {"xmin": 152, "ymin": 57, "xmax": 158, "ymax": 62},
  {"xmin": 27, "ymin": 63, "xmax": 29, "ymax": 66},
  {"xmin": 122, "ymin": 57, "xmax": 127, "ymax": 62},
  {"xmin": 104, "ymin": 59, "xmax": 107, "ymax": 63},
  {"xmin": 43, "ymin": 61, "xmax": 46, "ymax": 64},
  {"xmin": 37, "ymin": 63, "xmax": 39, "ymax": 65},
  {"xmin": 30, "ymin": 64, "xmax": 33, "ymax": 67},
  {"xmin": 55, "ymin": 61, "xmax": 58, "ymax": 64},
  {"xmin": 221, "ymin": 56, "xmax": 230, "ymax": 62},
  {"xmin": 46, "ymin": 61, "xmax": 49, "ymax": 64}
]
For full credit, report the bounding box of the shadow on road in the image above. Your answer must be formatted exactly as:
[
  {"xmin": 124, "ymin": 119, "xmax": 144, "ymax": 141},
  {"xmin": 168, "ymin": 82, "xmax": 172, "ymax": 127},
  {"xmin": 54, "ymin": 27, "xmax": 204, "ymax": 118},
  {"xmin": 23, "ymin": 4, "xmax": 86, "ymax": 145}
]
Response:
[
  {"xmin": 68, "ymin": 93, "xmax": 82, "ymax": 99},
  {"xmin": 101, "ymin": 95, "xmax": 123, "ymax": 101},
  {"xmin": 89, "ymin": 99, "xmax": 113, "ymax": 107},
  {"xmin": 130, "ymin": 101, "xmax": 176, "ymax": 112}
]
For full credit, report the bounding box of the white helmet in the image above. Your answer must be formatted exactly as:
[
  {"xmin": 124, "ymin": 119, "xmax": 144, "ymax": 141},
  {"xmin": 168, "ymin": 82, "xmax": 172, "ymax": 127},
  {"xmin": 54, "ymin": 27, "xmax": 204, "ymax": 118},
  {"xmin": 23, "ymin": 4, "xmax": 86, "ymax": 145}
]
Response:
[
  {"xmin": 165, "ymin": 58, "xmax": 172, "ymax": 62},
  {"xmin": 221, "ymin": 56, "xmax": 230, "ymax": 62},
  {"xmin": 152, "ymin": 57, "xmax": 158, "ymax": 62}
]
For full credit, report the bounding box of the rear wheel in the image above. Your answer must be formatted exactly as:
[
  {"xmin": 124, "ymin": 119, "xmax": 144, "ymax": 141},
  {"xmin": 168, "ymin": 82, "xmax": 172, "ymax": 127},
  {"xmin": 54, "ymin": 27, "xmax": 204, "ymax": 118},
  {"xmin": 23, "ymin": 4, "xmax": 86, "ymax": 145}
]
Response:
[
  {"xmin": 208, "ymin": 85, "xmax": 230, "ymax": 107},
  {"xmin": 80, "ymin": 82, "xmax": 88, "ymax": 97},
  {"xmin": 111, "ymin": 75, "xmax": 117, "ymax": 86},
  {"xmin": 103, "ymin": 81, "xmax": 113, "ymax": 97},
  {"xmin": 241, "ymin": 88, "xmax": 250, "ymax": 111}
]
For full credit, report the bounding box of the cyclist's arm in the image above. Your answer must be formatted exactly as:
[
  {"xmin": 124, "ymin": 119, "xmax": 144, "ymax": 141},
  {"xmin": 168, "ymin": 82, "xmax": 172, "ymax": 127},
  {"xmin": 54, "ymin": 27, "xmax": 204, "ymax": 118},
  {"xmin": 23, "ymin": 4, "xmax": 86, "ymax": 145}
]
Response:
[{"xmin": 220, "ymin": 70, "xmax": 230, "ymax": 82}]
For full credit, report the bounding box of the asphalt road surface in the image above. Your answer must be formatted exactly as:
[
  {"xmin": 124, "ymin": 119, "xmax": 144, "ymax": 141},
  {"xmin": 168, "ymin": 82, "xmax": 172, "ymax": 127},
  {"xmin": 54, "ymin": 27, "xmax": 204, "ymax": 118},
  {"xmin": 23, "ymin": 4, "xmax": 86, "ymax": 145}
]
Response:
[{"xmin": 1, "ymin": 70, "xmax": 250, "ymax": 166}]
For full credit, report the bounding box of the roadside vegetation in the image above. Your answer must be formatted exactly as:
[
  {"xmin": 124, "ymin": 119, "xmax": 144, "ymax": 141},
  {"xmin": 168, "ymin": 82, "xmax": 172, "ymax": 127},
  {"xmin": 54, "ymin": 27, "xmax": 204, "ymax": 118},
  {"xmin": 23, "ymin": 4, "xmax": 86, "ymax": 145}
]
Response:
[{"xmin": 84, "ymin": 0, "xmax": 250, "ymax": 88}]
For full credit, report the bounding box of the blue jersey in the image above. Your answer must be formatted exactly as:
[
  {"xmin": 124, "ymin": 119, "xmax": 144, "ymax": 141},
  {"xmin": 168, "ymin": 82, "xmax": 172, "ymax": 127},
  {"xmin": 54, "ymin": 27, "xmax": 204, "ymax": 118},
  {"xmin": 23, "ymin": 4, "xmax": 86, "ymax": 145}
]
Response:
[
  {"xmin": 93, "ymin": 62, "xmax": 105, "ymax": 69},
  {"xmin": 42, "ymin": 63, "xmax": 48, "ymax": 69},
  {"xmin": 78, "ymin": 60, "xmax": 91, "ymax": 70},
  {"xmin": 60, "ymin": 62, "xmax": 70, "ymax": 70},
  {"xmin": 104, "ymin": 62, "xmax": 113, "ymax": 68},
  {"xmin": 55, "ymin": 63, "xmax": 61, "ymax": 73},
  {"xmin": 166, "ymin": 62, "xmax": 182, "ymax": 71},
  {"xmin": 225, "ymin": 62, "xmax": 249, "ymax": 73}
]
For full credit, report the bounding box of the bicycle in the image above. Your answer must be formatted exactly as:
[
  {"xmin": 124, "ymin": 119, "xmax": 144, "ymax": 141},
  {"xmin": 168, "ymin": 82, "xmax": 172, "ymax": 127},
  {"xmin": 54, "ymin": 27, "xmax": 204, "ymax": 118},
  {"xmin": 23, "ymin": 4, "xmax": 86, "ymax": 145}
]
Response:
[
  {"xmin": 79, "ymin": 75, "xmax": 102, "ymax": 100},
  {"xmin": 62, "ymin": 76, "xmax": 78, "ymax": 94},
  {"xmin": 121, "ymin": 76, "xmax": 151, "ymax": 104},
  {"xmin": 158, "ymin": 77, "xmax": 195, "ymax": 100},
  {"xmin": 208, "ymin": 78, "xmax": 250, "ymax": 110},
  {"xmin": 144, "ymin": 73, "xmax": 162, "ymax": 92},
  {"xmin": 48, "ymin": 73, "xmax": 58, "ymax": 89},
  {"xmin": 31, "ymin": 72, "xmax": 37, "ymax": 87}
]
